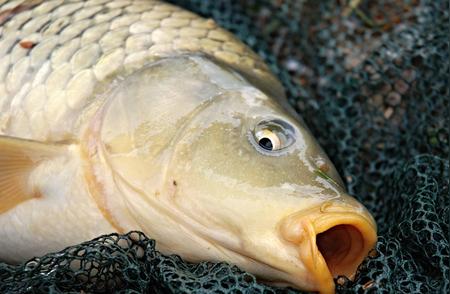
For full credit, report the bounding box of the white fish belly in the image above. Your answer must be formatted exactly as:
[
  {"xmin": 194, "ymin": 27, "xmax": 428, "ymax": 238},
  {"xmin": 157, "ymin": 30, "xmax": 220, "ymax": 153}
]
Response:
[
  {"xmin": 0, "ymin": 151, "xmax": 115, "ymax": 263},
  {"xmin": 0, "ymin": 0, "xmax": 277, "ymax": 263}
]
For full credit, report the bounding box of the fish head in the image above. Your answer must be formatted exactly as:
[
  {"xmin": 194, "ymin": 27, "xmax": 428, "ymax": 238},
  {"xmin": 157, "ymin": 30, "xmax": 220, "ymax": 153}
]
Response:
[{"xmin": 95, "ymin": 55, "xmax": 377, "ymax": 293}]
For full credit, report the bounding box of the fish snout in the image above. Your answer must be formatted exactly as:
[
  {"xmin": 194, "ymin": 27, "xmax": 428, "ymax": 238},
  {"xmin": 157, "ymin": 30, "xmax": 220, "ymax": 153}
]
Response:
[{"xmin": 278, "ymin": 204, "xmax": 377, "ymax": 293}]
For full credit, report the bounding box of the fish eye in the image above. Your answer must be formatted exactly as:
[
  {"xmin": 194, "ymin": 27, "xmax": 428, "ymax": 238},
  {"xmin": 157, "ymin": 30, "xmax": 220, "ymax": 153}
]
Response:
[
  {"xmin": 250, "ymin": 119, "xmax": 295, "ymax": 154},
  {"xmin": 255, "ymin": 129, "xmax": 281, "ymax": 151}
]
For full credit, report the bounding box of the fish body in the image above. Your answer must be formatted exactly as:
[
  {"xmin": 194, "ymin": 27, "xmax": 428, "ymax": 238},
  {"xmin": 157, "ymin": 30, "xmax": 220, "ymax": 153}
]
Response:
[{"xmin": 0, "ymin": 1, "xmax": 377, "ymax": 293}]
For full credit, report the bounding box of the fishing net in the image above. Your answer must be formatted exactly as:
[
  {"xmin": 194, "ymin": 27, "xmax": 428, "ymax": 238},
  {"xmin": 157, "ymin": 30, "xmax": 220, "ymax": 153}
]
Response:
[{"xmin": 0, "ymin": 0, "xmax": 448, "ymax": 293}]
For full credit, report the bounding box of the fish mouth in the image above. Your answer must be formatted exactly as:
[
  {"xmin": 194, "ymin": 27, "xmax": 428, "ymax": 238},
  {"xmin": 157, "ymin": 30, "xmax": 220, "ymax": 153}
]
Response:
[{"xmin": 279, "ymin": 205, "xmax": 377, "ymax": 293}]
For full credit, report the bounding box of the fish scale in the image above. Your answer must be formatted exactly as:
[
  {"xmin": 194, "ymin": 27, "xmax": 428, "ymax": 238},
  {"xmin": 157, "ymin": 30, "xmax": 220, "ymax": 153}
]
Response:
[
  {"xmin": 0, "ymin": 0, "xmax": 279, "ymax": 141},
  {"xmin": 0, "ymin": 1, "xmax": 378, "ymax": 293}
]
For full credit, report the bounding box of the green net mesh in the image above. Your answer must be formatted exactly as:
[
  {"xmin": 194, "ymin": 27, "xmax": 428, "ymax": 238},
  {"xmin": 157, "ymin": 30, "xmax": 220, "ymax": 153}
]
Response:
[{"xmin": 1, "ymin": 0, "xmax": 448, "ymax": 293}]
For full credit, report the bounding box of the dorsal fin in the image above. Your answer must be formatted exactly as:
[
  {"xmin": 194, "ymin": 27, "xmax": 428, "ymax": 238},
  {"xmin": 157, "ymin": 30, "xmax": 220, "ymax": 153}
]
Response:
[{"xmin": 0, "ymin": 135, "xmax": 67, "ymax": 213}]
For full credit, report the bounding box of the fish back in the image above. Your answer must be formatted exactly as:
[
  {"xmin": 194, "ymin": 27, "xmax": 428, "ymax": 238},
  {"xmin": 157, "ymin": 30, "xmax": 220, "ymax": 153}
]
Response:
[{"xmin": 0, "ymin": 0, "xmax": 282, "ymax": 142}]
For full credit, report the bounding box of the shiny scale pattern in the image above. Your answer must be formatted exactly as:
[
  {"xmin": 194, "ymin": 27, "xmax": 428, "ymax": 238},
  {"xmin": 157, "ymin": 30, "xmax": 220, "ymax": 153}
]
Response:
[
  {"xmin": 0, "ymin": 0, "xmax": 448, "ymax": 293},
  {"xmin": 0, "ymin": 0, "xmax": 272, "ymax": 141}
]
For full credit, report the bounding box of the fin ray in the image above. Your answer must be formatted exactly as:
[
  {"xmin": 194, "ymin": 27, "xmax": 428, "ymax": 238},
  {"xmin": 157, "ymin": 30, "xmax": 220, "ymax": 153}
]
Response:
[{"xmin": 0, "ymin": 135, "xmax": 68, "ymax": 213}]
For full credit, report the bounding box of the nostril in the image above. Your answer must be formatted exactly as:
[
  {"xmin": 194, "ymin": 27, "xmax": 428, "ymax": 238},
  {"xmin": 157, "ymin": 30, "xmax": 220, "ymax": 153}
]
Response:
[{"xmin": 316, "ymin": 224, "xmax": 365, "ymax": 278}]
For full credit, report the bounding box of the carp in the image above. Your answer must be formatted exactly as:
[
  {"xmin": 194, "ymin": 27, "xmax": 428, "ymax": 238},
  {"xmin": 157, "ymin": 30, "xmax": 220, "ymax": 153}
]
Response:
[{"xmin": 0, "ymin": 0, "xmax": 377, "ymax": 293}]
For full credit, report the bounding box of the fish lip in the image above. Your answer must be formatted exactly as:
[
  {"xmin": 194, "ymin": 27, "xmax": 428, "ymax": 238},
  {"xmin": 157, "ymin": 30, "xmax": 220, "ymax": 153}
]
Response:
[{"xmin": 279, "ymin": 205, "xmax": 377, "ymax": 294}]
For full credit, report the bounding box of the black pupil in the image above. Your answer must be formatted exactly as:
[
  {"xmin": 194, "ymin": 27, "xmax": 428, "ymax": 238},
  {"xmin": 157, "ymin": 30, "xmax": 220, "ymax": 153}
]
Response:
[{"xmin": 259, "ymin": 137, "xmax": 273, "ymax": 150}]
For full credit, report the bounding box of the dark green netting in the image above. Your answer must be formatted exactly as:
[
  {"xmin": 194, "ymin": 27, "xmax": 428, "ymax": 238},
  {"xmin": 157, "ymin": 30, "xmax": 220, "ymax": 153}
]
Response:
[{"xmin": 1, "ymin": 0, "xmax": 448, "ymax": 293}]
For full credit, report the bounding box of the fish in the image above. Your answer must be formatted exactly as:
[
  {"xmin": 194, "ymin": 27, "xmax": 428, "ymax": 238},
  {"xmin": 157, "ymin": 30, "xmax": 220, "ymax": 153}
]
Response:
[{"xmin": 0, "ymin": 0, "xmax": 377, "ymax": 293}]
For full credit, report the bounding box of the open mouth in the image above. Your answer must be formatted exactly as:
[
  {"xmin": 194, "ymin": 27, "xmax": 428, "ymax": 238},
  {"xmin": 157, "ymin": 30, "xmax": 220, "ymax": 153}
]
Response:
[
  {"xmin": 279, "ymin": 207, "xmax": 377, "ymax": 293},
  {"xmin": 316, "ymin": 224, "xmax": 366, "ymax": 278}
]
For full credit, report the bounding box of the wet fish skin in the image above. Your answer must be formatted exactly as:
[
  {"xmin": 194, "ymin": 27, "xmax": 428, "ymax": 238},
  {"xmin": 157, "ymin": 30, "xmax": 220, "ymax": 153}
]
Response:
[
  {"xmin": 0, "ymin": 0, "xmax": 283, "ymax": 267},
  {"xmin": 0, "ymin": 1, "xmax": 377, "ymax": 294},
  {"xmin": 0, "ymin": 0, "xmax": 282, "ymax": 141}
]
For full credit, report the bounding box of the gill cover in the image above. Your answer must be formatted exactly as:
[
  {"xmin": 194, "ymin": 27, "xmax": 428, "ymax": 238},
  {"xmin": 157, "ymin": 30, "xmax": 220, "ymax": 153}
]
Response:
[
  {"xmin": 93, "ymin": 54, "xmax": 376, "ymax": 293},
  {"xmin": 99, "ymin": 55, "xmax": 252, "ymax": 195}
]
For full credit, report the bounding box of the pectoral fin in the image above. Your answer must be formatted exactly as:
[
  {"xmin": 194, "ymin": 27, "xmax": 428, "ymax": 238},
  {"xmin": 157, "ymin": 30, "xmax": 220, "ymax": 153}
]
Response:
[{"xmin": 0, "ymin": 135, "xmax": 68, "ymax": 213}]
